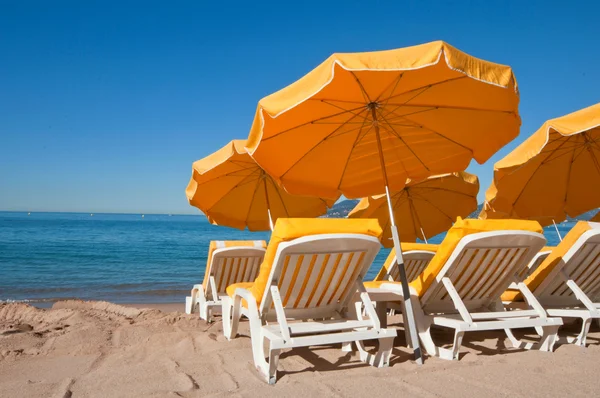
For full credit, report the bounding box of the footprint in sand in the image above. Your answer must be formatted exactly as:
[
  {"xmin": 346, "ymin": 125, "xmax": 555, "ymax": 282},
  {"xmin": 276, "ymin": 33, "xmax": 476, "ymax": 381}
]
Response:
[{"xmin": 1, "ymin": 323, "xmax": 34, "ymax": 335}]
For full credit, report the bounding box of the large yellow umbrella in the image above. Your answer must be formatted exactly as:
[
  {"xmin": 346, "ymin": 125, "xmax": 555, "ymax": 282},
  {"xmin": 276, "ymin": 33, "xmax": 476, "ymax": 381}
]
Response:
[
  {"xmin": 246, "ymin": 41, "xmax": 520, "ymax": 362},
  {"xmin": 480, "ymin": 103, "xmax": 600, "ymax": 230},
  {"xmin": 349, "ymin": 172, "xmax": 479, "ymax": 247},
  {"xmin": 186, "ymin": 140, "xmax": 336, "ymax": 231}
]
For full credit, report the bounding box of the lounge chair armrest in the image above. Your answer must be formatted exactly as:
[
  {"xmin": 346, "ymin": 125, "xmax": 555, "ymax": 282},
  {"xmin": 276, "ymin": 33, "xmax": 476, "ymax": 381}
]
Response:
[
  {"xmin": 513, "ymin": 281, "xmax": 547, "ymax": 318},
  {"xmin": 231, "ymin": 287, "xmax": 260, "ymax": 311}
]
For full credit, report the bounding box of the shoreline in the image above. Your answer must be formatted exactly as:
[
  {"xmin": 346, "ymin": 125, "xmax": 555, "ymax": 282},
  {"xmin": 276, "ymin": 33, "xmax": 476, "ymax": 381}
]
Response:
[{"xmin": 23, "ymin": 300, "xmax": 185, "ymax": 313}]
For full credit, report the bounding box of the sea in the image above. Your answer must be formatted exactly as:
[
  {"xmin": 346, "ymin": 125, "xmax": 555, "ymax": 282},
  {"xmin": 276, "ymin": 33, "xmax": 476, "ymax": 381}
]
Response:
[{"xmin": 0, "ymin": 211, "xmax": 573, "ymax": 305}]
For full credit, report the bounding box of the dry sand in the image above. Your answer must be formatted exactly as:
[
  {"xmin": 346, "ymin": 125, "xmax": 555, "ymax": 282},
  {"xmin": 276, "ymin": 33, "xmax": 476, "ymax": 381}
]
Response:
[{"xmin": 2, "ymin": 301, "xmax": 600, "ymax": 397}]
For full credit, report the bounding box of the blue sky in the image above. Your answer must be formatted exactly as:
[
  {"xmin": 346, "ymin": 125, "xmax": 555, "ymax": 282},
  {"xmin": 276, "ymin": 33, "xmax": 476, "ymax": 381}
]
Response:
[{"xmin": 1, "ymin": 1, "xmax": 598, "ymax": 214}]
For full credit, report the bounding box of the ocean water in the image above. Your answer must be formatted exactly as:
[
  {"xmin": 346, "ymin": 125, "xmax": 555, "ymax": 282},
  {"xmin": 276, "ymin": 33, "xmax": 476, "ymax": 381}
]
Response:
[{"xmin": 0, "ymin": 212, "xmax": 571, "ymax": 304}]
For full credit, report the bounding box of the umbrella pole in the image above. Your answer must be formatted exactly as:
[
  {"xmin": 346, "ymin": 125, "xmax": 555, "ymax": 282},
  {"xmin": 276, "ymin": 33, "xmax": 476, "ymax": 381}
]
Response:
[
  {"xmin": 552, "ymin": 219, "xmax": 563, "ymax": 242},
  {"xmin": 262, "ymin": 174, "xmax": 275, "ymax": 231},
  {"xmin": 372, "ymin": 115, "xmax": 423, "ymax": 364},
  {"xmin": 420, "ymin": 227, "xmax": 428, "ymax": 244}
]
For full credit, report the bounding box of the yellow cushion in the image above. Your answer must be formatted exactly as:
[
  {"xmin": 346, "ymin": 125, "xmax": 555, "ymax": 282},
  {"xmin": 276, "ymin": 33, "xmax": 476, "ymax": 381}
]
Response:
[
  {"xmin": 202, "ymin": 240, "xmax": 267, "ymax": 290},
  {"xmin": 226, "ymin": 282, "xmax": 254, "ymax": 298},
  {"xmin": 227, "ymin": 218, "xmax": 383, "ymax": 304},
  {"xmin": 502, "ymin": 221, "xmax": 591, "ymax": 302},
  {"xmin": 373, "ymin": 243, "xmax": 440, "ymax": 282},
  {"xmin": 392, "ymin": 218, "xmax": 543, "ymax": 297}
]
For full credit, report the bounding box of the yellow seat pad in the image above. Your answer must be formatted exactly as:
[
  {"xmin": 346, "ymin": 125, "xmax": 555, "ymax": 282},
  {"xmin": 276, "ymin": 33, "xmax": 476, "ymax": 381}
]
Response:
[
  {"xmin": 226, "ymin": 218, "xmax": 383, "ymax": 305},
  {"xmin": 502, "ymin": 221, "xmax": 591, "ymax": 302},
  {"xmin": 202, "ymin": 240, "xmax": 267, "ymax": 290}
]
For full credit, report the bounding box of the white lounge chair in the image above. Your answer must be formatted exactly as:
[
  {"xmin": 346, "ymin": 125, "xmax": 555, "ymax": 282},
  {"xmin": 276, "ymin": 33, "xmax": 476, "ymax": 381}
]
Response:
[
  {"xmin": 185, "ymin": 240, "xmax": 266, "ymax": 322},
  {"xmin": 383, "ymin": 250, "xmax": 436, "ymax": 283},
  {"xmin": 504, "ymin": 222, "xmax": 600, "ymax": 346},
  {"xmin": 222, "ymin": 219, "xmax": 396, "ymax": 384},
  {"xmin": 366, "ymin": 219, "xmax": 562, "ymax": 361},
  {"xmin": 516, "ymin": 249, "xmax": 552, "ymax": 281}
]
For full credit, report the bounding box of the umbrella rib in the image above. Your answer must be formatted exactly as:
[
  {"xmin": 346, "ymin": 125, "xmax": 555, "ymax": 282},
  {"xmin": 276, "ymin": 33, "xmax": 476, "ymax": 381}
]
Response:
[
  {"xmin": 379, "ymin": 105, "xmax": 437, "ymax": 122},
  {"xmin": 377, "ymin": 109, "xmax": 430, "ymax": 171},
  {"xmin": 385, "ymin": 107, "xmax": 475, "ymax": 154},
  {"xmin": 376, "ymin": 73, "xmax": 404, "ymax": 104},
  {"xmin": 563, "ymin": 138, "xmax": 578, "ymax": 206},
  {"xmin": 336, "ymin": 113, "xmax": 374, "ymax": 191},
  {"xmin": 415, "ymin": 186, "xmax": 478, "ymax": 198},
  {"xmin": 279, "ymin": 108, "xmax": 369, "ymax": 179},
  {"xmin": 265, "ymin": 177, "xmax": 288, "ymax": 218},
  {"xmin": 405, "ymin": 190, "xmax": 423, "ymax": 241},
  {"xmin": 349, "ymin": 71, "xmax": 373, "ymax": 103},
  {"xmin": 193, "ymin": 167, "xmax": 262, "ymax": 188},
  {"xmin": 385, "ymin": 103, "xmax": 517, "ymax": 114},
  {"xmin": 244, "ymin": 175, "xmax": 265, "ymax": 229},
  {"xmin": 319, "ymin": 100, "xmax": 370, "ymax": 120},
  {"xmin": 509, "ymin": 135, "xmax": 575, "ymax": 206},
  {"xmin": 380, "ymin": 75, "xmax": 469, "ymax": 103},
  {"xmin": 203, "ymin": 171, "xmax": 259, "ymax": 217},
  {"xmin": 410, "ymin": 191, "xmax": 460, "ymax": 223},
  {"xmin": 308, "ymin": 98, "xmax": 366, "ymax": 105},
  {"xmin": 262, "ymin": 105, "xmax": 366, "ymax": 141}
]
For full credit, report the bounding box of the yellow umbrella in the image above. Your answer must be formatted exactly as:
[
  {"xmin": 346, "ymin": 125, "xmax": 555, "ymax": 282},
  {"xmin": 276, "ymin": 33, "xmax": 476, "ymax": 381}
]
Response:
[
  {"xmin": 246, "ymin": 41, "xmax": 520, "ymax": 362},
  {"xmin": 186, "ymin": 140, "xmax": 336, "ymax": 231},
  {"xmin": 480, "ymin": 103, "xmax": 600, "ymax": 231},
  {"xmin": 349, "ymin": 172, "xmax": 479, "ymax": 247}
]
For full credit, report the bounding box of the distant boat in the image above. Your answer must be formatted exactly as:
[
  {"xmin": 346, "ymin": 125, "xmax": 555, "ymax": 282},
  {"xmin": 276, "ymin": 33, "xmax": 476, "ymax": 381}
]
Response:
[
  {"xmin": 90, "ymin": 213, "xmax": 93, "ymax": 217},
  {"xmin": 27, "ymin": 212, "xmax": 31, "ymax": 216},
  {"xmin": 141, "ymin": 214, "xmax": 145, "ymax": 218}
]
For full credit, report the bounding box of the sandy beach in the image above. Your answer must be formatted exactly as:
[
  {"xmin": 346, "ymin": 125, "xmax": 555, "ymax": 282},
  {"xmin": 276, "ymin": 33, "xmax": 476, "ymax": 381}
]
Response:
[{"xmin": 1, "ymin": 301, "xmax": 600, "ymax": 397}]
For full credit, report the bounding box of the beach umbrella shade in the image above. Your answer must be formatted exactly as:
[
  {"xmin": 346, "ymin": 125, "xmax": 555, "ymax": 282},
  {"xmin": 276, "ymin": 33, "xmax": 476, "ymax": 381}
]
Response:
[
  {"xmin": 591, "ymin": 212, "xmax": 600, "ymax": 223},
  {"xmin": 246, "ymin": 41, "xmax": 520, "ymax": 362},
  {"xmin": 349, "ymin": 172, "xmax": 479, "ymax": 247},
  {"xmin": 480, "ymin": 103, "xmax": 600, "ymax": 232},
  {"xmin": 186, "ymin": 140, "xmax": 337, "ymax": 231}
]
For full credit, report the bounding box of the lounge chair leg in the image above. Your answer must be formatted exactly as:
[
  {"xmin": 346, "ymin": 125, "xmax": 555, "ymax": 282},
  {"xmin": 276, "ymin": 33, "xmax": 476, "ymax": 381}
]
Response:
[
  {"xmin": 252, "ymin": 332, "xmax": 277, "ymax": 384},
  {"xmin": 356, "ymin": 336, "xmax": 393, "ymax": 367},
  {"xmin": 221, "ymin": 296, "xmax": 233, "ymax": 339},
  {"xmin": 573, "ymin": 318, "xmax": 591, "ymax": 347},
  {"xmin": 200, "ymin": 300, "xmax": 210, "ymax": 323},
  {"xmin": 185, "ymin": 285, "xmax": 202, "ymax": 315},
  {"xmin": 266, "ymin": 347, "xmax": 281, "ymax": 384},
  {"xmin": 341, "ymin": 302, "xmax": 359, "ymax": 352},
  {"xmin": 375, "ymin": 301, "xmax": 388, "ymax": 328},
  {"xmin": 450, "ymin": 331, "xmax": 465, "ymax": 360},
  {"xmin": 506, "ymin": 324, "xmax": 559, "ymax": 352},
  {"xmin": 538, "ymin": 325, "xmax": 560, "ymax": 352}
]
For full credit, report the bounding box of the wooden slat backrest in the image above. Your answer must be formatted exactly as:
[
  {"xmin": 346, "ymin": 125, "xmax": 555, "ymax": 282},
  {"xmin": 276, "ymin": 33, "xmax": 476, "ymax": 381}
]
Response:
[
  {"xmin": 421, "ymin": 231, "xmax": 546, "ymax": 314},
  {"xmin": 259, "ymin": 234, "xmax": 381, "ymax": 320},
  {"xmin": 211, "ymin": 248, "xmax": 266, "ymax": 295}
]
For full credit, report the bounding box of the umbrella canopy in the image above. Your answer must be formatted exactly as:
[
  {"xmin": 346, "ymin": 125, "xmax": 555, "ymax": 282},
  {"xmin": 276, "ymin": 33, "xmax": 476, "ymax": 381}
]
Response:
[
  {"xmin": 349, "ymin": 172, "xmax": 479, "ymax": 247},
  {"xmin": 480, "ymin": 103, "xmax": 600, "ymax": 226},
  {"xmin": 245, "ymin": 40, "xmax": 519, "ymax": 363},
  {"xmin": 246, "ymin": 40, "xmax": 520, "ymax": 200},
  {"xmin": 186, "ymin": 140, "xmax": 336, "ymax": 231}
]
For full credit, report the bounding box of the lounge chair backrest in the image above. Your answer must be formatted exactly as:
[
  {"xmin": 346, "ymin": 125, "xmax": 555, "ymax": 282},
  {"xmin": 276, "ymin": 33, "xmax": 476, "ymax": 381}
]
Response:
[
  {"xmin": 421, "ymin": 231, "xmax": 546, "ymax": 313},
  {"xmin": 211, "ymin": 247, "xmax": 266, "ymax": 296},
  {"xmin": 386, "ymin": 251, "xmax": 436, "ymax": 282},
  {"xmin": 534, "ymin": 229, "xmax": 600, "ymax": 304},
  {"xmin": 259, "ymin": 234, "xmax": 381, "ymax": 320},
  {"xmin": 516, "ymin": 250, "xmax": 551, "ymax": 281}
]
